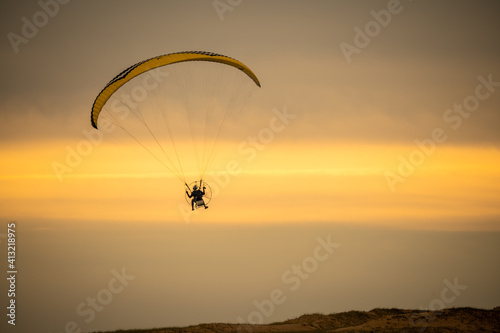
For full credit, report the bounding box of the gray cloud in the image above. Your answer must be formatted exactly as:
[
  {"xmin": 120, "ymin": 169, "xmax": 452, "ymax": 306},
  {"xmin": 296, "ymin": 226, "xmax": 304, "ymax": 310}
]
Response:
[{"xmin": 0, "ymin": 0, "xmax": 499, "ymax": 145}]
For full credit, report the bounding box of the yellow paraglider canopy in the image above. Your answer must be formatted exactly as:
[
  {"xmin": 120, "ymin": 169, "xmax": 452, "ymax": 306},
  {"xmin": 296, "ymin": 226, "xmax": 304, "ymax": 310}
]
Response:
[{"xmin": 91, "ymin": 51, "xmax": 261, "ymax": 129}]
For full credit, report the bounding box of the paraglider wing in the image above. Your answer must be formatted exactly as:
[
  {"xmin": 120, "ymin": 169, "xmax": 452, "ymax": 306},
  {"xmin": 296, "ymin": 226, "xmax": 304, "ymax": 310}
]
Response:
[{"xmin": 91, "ymin": 51, "xmax": 261, "ymax": 129}]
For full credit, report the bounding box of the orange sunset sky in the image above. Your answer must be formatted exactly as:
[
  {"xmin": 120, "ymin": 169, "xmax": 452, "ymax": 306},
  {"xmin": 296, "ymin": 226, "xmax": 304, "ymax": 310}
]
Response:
[{"xmin": 1, "ymin": 1, "xmax": 499, "ymax": 332}]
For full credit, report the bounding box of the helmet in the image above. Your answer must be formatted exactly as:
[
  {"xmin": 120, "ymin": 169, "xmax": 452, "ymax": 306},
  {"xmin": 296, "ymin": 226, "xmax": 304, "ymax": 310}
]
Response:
[{"xmin": 193, "ymin": 185, "xmax": 198, "ymax": 190}]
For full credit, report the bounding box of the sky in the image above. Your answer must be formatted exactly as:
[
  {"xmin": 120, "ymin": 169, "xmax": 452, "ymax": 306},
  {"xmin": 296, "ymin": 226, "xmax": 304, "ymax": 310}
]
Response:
[{"xmin": 0, "ymin": 0, "xmax": 499, "ymax": 332}]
